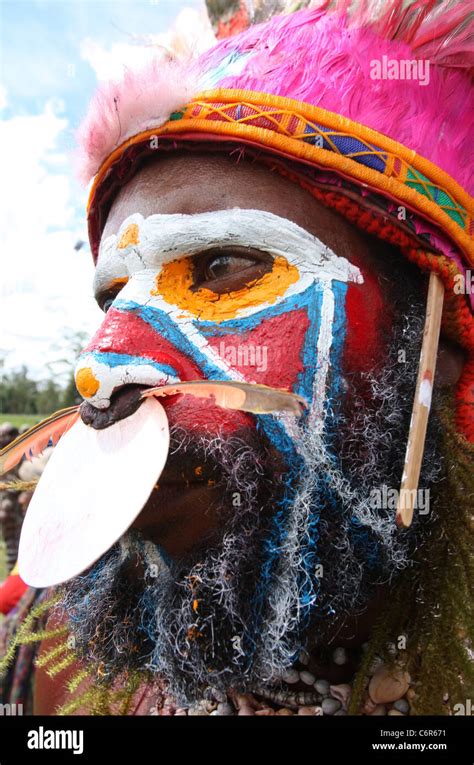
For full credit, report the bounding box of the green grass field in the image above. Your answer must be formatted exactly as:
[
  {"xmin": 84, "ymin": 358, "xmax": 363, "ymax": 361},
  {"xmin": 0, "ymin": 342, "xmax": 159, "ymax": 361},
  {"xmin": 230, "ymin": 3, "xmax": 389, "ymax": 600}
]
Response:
[{"xmin": 0, "ymin": 413, "xmax": 46, "ymax": 428}]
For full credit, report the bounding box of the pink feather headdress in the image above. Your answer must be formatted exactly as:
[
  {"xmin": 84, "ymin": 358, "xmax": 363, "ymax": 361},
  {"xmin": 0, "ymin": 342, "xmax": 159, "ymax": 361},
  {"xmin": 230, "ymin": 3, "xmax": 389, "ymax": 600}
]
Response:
[
  {"xmin": 77, "ymin": 0, "xmax": 474, "ymax": 192},
  {"xmin": 76, "ymin": 0, "xmax": 474, "ymax": 440}
]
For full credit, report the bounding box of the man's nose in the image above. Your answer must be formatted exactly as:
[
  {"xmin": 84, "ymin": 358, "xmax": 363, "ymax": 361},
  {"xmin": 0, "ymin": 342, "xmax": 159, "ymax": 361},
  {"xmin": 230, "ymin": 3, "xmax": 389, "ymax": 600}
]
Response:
[{"xmin": 74, "ymin": 304, "xmax": 203, "ymax": 409}]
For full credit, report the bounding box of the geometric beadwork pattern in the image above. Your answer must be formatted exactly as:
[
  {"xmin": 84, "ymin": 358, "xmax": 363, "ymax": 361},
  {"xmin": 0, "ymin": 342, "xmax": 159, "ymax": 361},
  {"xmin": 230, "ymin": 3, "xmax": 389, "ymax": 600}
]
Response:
[{"xmin": 171, "ymin": 99, "xmax": 471, "ymax": 234}]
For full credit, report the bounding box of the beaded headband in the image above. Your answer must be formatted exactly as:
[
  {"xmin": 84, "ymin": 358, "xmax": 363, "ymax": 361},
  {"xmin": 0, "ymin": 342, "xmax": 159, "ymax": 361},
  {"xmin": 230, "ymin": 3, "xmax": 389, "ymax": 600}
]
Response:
[{"xmin": 76, "ymin": 2, "xmax": 474, "ymax": 447}]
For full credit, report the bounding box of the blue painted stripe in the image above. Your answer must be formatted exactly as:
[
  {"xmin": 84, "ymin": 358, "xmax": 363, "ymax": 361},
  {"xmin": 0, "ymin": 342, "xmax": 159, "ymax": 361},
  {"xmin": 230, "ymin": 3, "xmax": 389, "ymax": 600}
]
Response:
[
  {"xmin": 327, "ymin": 281, "xmax": 348, "ymax": 399},
  {"xmin": 195, "ymin": 285, "xmax": 320, "ymax": 335},
  {"xmin": 294, "ymin": 283, "xmax": 324, "ymax": 402},
  {"xmin": 112, "ymin": 301, "xmax": 239, "ymax": 382},
  {"xmin": 87, "ymin": 350, "xmax": 178, "ymax": 378}
]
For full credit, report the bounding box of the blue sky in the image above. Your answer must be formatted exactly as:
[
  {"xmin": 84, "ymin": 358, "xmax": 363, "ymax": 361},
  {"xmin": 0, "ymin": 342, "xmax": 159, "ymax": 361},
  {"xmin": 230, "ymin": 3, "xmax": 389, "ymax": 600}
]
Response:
[
  {"xmin": 2, "ymin": 1, "xmax": 198, "ymax": 138},
  {"xmin": 0, "ymin": 0, "xmax": 209, "ymax": 381}
]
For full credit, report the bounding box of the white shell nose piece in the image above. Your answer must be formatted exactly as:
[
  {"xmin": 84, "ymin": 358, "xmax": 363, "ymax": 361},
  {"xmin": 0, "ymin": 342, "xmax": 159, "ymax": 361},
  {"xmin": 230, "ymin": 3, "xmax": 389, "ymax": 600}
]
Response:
[{"xmin": 19, "ymin": 397, "xmax": 170, "ymax": 588}]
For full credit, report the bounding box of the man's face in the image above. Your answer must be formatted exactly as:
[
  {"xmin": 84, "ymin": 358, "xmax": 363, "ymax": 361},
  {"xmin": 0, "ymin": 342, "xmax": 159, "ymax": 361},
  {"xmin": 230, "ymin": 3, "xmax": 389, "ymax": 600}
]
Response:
[
  {"xmin": 75, "ymin": 153, "xmax": 399, "ymax": 557},
  {"xmin": 64, "ymin": 152, "xmax": 444, "ymax": 702}
]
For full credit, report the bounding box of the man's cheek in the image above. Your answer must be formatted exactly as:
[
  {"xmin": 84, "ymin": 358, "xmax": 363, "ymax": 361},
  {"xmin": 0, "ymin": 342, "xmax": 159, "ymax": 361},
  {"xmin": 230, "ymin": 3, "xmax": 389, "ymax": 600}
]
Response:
[
  {"xmin": 342, "ymin": 276, "xmax": 394, "ymax": 377},
  {"xmin": 76, "ymin": 263, "xmax": 376, "ymax": 435},
  {"xmin": 334, "ymin": 275, "xmax": 398, "ymax": 429},
  {"xmin": 75, "ymin": 302, "xmax": 257, "ymax": 433},
  {"xmin": 204, "ymin": 309, "xmax": 310, "ymax": 387}
]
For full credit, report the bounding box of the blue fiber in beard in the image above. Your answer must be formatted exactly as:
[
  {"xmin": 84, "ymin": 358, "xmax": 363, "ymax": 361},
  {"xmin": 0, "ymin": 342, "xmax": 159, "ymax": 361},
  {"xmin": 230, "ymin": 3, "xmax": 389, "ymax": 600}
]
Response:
[
  {"xmin": 349, "ymin": 517, "xmax": 383, "ymax": 571},
  {"xmin": 245, "ymin": 284, "xmax": 350, "ymax": 653},
  {"xmin": 244, "ymin": 451, "xmax": 322, "ymax": 658},
  {"xmin": 137, "ymin": 586, "xmax": 162, "ymax": 651},
  {"xmin": 152, "ymin": 543, "xmax": 173, "ymax": 568},
  {"xmin": 64, "ymin": 555, "xmax": 112, "ymax": 630}
]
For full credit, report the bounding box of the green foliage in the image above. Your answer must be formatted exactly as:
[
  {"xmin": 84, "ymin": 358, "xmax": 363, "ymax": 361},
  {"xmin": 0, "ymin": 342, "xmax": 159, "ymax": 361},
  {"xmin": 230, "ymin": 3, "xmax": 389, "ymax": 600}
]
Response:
[
  {"xmin": 0, "ymin": 539, "xmax": 6, "ymax": 583},
  {"xmin": 0, "ymin": 366, "xmax": 66, "ymax": 416},
  {"xmin": 206, "ymin": 0, "xmax": 241, "ymax": 23},
  {"xmin": 0, "ymin": 330, "xmax": 86, "ymax": 416},
  {"xmin": 0, "ymin": 366, "xmax": 39, "ymax": 415}
]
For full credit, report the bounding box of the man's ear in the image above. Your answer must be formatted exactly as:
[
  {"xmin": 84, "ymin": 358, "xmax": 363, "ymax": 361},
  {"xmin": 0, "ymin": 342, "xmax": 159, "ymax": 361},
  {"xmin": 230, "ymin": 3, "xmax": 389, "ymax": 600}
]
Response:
[{"xmin": 436, "ymin": 337, "xmax": 466, "ymax": 387}]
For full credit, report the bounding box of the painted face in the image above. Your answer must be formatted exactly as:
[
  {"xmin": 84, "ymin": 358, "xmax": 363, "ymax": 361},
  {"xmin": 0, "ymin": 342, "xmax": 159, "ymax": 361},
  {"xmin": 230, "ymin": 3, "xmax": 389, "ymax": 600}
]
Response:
[
  {"xmin": 54, "ymin": 186, "xmax": 438, "ymax": 698},
  {"xmin": 76, "ymin": 208, "xmax": 369, "ymax": 454}
]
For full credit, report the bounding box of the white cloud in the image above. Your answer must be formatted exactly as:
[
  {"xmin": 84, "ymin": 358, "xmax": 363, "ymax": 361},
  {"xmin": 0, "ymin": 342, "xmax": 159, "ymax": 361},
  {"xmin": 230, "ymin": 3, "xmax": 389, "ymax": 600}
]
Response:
[
  {"xmin": 80, "ymin": 7, "xmax": 215, "ymax": 81},
  {"xmin": 0, "ymin": 84, "xmax": 7, "ymax": 111},
  {"xmin": 0, "ymin": 5, "xmax": 216, "ymax": 383},
  {"xmin": 0, "ymin": 100, "xmax": 102, "ymax": 380}
]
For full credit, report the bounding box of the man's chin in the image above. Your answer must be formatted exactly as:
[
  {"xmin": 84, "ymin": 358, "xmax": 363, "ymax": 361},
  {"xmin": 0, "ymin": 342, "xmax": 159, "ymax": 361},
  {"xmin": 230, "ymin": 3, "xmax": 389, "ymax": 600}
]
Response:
[{"xmin": 56, "ymin": 423, "xmax": 283, "ymax": 704}]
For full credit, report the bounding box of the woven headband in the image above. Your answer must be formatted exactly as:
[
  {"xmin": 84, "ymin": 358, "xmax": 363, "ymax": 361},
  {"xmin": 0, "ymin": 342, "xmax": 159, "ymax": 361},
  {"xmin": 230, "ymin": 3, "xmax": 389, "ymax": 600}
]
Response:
[{"xmin": 77, "ymin": 3, "xmax": 474, "ymax": 443}]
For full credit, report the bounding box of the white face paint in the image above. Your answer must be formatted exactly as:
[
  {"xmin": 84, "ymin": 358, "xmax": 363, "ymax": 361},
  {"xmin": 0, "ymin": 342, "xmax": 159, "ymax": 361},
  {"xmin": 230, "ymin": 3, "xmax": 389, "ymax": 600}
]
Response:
[
  {"xmin": 78, "ymin": 210, "xmax": 363, "ymax": 432},
  {"xmin": 418, "ymin": 378, "xmax": 433, "ymax": 409},
  {"xmin": 94, "ymin": 208, "xmax": 363, "ymax": 296}
]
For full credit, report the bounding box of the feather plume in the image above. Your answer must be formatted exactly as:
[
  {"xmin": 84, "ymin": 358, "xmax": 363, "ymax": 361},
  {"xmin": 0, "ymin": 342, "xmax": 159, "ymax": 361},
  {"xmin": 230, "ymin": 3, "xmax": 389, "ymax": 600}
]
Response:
[
  {"xmin": 141, "ymin": 380, "xmax": 307, "ymax": 415},
  {"xmin": 0, "ymin": 407, "xmax": 80, "ymax": 476},
  {"xmin": 75, "ymin": 57, "xmax": 201, "ymax": 185},
  {"xmin": 76, "ymin": 0, "xmax": 474, "ymax": 195},
  {"xmin": 198, "ymin": 1, "xmax": 474, "ymax": 192}
]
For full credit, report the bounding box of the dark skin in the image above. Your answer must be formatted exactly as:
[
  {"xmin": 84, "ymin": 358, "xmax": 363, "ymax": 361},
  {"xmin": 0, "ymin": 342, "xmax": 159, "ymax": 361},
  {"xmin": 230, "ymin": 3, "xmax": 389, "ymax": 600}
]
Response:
[
  {"xmin": 34, "ymin": 152, "xmax": 465, "ymax": 713},
  {"xmin": 103, "ymin": 153, "xmax": 384, "ymax": 259}
]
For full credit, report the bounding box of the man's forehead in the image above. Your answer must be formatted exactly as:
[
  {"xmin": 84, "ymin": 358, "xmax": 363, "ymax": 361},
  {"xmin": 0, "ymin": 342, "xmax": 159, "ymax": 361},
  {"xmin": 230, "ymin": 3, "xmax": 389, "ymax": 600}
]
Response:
[{"xmin": 100, "ymin": 153, "xmax": 370, "ymax": 261}]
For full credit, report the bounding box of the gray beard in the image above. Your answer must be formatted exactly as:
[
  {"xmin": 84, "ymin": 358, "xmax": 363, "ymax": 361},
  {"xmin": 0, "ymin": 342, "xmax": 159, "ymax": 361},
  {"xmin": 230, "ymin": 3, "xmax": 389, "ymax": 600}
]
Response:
[{"xmin": 56, "ymin": 291, "xmax": 442, "ymax": 705}]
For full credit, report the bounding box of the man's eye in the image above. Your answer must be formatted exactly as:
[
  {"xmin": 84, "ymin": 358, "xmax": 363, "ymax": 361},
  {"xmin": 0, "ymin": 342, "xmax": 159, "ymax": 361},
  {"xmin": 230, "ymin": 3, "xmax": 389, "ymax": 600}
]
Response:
[
  {"xmin": 195, "ymin": 248, "xmax": 273, "ymax": 292},
  {"xmin": 205, "ymin": 254, "xmax": 255, "ymax": 280}
]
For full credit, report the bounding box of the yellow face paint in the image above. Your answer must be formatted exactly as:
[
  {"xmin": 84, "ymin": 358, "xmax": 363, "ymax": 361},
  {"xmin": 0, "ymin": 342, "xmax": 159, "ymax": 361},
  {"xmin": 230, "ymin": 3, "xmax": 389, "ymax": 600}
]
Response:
[
  {"xmin": 109, "ymin": 277, "xmax": 129, "ymax": 289},
  {"xmin": 152, "ymin": 255, "xmax": 300, "ymax": 322},
  {"xmin": 118, "ymin": 223, "xmax": 140, "ymax": 249},
  {"xmin": 76, "ymin": 367, "xmax": 100, "ymax": 398}
]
